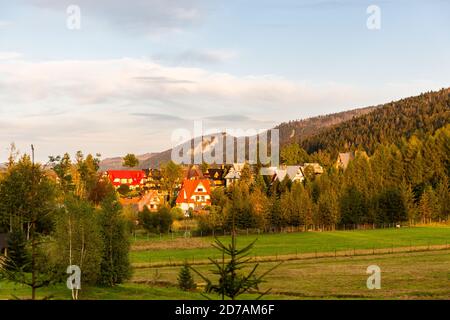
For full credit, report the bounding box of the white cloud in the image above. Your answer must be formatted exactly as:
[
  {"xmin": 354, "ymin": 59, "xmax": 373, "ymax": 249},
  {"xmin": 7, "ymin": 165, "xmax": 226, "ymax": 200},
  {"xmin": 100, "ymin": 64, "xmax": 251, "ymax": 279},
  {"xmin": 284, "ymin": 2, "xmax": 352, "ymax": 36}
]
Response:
[
  {"xmin": 0, "ymin": 52, "xmax": 23, "ymax": 60},
  {"xmin": 0, "ymin": 56, "xmax": 442, "ymax": 161}
]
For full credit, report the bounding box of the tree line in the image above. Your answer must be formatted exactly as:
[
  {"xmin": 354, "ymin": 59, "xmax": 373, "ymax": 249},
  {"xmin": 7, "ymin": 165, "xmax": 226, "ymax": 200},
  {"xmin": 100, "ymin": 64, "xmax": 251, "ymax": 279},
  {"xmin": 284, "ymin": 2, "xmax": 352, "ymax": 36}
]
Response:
[
  {"xmin": 197, "ymin": 124, "xmax": 450, "ymax": 233},
  {"xmin": 0, "ymin": 149, "xmax": 131, "ymax": 299}
]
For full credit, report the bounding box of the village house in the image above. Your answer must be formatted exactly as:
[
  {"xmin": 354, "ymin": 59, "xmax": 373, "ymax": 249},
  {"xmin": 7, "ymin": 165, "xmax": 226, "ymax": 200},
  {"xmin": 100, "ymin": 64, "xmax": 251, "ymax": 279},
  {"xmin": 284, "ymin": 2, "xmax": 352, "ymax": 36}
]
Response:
[
  {"xmin": 335, "ymin": 152, "xmax": 355, "ymax": 170},
  {"xmin": 271, "ymin": 165, "xmax": 305, "ymax": 183},
  {"xmin": 224, "ymin": 163, "xmax": 246, "ymax": 187},
  {"xmin": 106, "ymin": 170, "xmax": 146, "ymax": 190},
  {"xmin": 143, "ymin": 169, "xmax": 162, "ymax": 190},
  {"xmin": 335, "ymin": 151, "xmax": 368, "ymax": 170},
  {"xmin": 204, "ymin": 167, "xmax": 226, "ymax": 187},
  {"xmin": 138, "ymin": 190, "xmax": 163, "ymax": 212},
  {"xmin": 176, "ymin": 179, "xmax": 211, "ymax": 213},
  {"xmin": 184, "ymin": 165, "xmax": 204, "ymax": 180},
  {"xmin": 302, "ymin": 163, "xmax": 324, "ymax": 175}
]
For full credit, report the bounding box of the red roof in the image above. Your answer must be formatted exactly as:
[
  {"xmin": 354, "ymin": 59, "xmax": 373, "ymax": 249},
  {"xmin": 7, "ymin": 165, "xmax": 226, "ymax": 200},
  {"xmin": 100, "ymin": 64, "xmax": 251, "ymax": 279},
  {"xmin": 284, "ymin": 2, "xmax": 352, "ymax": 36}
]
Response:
[
  {"xmin": 176, "ymin": 179, "xmax": 211, "ymax": 204},
  {"xmin": 107, "ymin": 170, "xmax": 146, "ymax": 187}
]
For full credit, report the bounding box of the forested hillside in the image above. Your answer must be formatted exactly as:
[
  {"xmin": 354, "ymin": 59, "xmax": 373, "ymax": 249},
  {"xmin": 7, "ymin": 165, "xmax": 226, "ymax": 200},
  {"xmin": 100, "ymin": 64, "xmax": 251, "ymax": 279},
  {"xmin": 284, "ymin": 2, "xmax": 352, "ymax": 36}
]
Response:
[{"xmin": 301, "ymin": 88, "xmax": 450, "ymax": 156}]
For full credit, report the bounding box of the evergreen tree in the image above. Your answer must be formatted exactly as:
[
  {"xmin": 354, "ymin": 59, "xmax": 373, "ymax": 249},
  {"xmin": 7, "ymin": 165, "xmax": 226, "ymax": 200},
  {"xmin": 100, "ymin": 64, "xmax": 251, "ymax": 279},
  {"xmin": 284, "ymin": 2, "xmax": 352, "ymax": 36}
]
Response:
[
  {"xmin": 435, "ymin": 179, "xmax": 449, "ymax": 221},
  {"xmin": 3, "ymin": 229, "xmax": 30, "ymax": 272},
  {"xmin": 178, "ymin": 261, "xmax": 196, "ymax": 291},
  {"xmin": 418, "ymin": 186, "xmax": 439, "ymax": 224},
  {"xmin": 191, "ymin": 232, "xmax": 278, "ymax": 300},
  {"xmin": 97, "ymin": 192, "xmax": 131, "ymax": 286},
  {"xmin": 375, "ymin": 188, "xmax": 408, "ymax": 224}
]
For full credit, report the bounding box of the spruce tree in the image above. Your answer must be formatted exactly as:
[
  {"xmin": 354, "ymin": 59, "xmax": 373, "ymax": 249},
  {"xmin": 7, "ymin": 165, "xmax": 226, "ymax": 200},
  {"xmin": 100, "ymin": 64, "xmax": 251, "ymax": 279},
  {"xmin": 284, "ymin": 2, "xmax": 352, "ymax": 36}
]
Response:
[
  {"xmin": 3, "ymin": 229, "xmax": 30, "ymax": 272},
  {"xmin": 178, "ymin": 261, "xmax": 196, "ymax": 291}
]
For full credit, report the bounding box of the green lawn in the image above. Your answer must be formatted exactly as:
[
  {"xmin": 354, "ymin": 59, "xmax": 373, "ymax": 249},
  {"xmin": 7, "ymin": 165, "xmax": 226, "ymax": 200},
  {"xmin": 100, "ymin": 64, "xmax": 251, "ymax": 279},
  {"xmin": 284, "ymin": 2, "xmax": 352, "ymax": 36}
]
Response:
[
  {"xmin": 0, "ymin": 282, "xmax": 204, "ymax": 300},
  {"xmin": 3, "ymin": 249, "xmax": 448, "ymax": 300},
  {"xmin": 132, "ymin": 250, "xmax": 450, "ymax": 300},
  {"xmin": 1, "ymin": 226, "xmax": 449, "ymax": 300},
  {"xmin": 130, "ymin": 226, "xmax": 450, "ymax": 265}
]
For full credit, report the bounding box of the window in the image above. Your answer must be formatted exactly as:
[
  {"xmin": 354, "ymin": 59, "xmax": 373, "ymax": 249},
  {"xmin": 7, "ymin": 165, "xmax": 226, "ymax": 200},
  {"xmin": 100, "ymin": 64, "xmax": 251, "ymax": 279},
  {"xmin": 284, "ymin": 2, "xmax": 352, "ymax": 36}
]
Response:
[{"xmin": 197, "ymin": 188, "xmax": 204, "ymax": 192}]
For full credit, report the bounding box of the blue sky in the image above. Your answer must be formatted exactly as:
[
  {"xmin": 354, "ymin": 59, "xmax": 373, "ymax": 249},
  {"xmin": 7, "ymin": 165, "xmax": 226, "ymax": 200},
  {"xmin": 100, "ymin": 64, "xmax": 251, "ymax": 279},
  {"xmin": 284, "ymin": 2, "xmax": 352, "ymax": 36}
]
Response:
[{"xmin": 0, "ymin": 0, "xmax": 449, "ymax": 161}]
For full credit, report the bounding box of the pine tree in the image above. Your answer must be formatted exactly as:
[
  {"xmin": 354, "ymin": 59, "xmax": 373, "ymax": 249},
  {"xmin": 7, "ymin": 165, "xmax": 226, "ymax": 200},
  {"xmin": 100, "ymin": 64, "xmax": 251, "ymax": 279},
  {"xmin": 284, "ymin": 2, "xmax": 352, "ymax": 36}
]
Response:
[{"xmin": 178, "ymin": 261, "xmax": 196, "ymax": 291}]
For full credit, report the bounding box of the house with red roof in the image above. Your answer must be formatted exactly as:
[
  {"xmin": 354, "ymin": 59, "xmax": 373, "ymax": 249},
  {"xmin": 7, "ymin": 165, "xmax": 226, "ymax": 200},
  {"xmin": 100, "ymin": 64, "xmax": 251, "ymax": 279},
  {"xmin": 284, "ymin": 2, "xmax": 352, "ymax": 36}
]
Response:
[
  {"xmin": 176, "ymin": 179, "xmax": 211, "ymax": 212},
  {"xmin": 107, "ymin": 170, "xmax": 146, "ymax": 190}
]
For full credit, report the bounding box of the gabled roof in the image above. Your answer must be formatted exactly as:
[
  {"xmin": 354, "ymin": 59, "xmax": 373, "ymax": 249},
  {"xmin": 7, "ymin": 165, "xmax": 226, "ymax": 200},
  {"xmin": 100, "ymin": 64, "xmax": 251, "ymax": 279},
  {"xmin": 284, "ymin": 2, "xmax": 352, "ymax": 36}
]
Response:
[
  {"xmin": 138, "ymin": 190, "xmax": 162, "ymax": 211},
  {"xmin": 272, "ymin": 166, "xmax": 304, "ymax": 182},
  {"xmin": 183, "ymin": 165, "xmax": 204, "ymax": 180},
  {"xmin": 176, "ymin": 179, "xmax": 211, "ymax": 204},
  {"xmin": 337, "ymin": 152, "xmax": 355, "ymax": 169},
  {"xmin": 206, "ymin": 168, "xmax": 225, "ymax": 180},
  {"xmin": 286, "ymin": 166, "xmax": 304, "ymax": 181},
  {"xmin": 274, "ymin": 169, "xmax": 288, "ymax": 181},
  {"xmin": 224, "ymin": 167, "xmax": 241, "ymax": 180}
]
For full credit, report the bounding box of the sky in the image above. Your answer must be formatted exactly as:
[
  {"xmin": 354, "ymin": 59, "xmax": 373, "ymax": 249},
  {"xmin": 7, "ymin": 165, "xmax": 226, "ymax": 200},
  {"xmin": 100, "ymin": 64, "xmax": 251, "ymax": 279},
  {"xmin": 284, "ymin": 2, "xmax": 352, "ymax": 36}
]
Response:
[{"xmin": 0, "ymin": 0, "xmax": 449, "ymax": 162}]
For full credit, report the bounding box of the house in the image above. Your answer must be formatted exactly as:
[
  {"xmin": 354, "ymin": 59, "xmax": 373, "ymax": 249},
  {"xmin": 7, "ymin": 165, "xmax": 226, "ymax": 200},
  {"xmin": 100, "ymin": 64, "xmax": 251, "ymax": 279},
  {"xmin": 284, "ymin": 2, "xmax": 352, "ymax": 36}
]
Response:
[
  {"xmin": 224, "ymin": 163, "xmax": 246, "ymax": 187},
  {"xmin": 205, "ymin": 168, "xmax": 225, "ymax": 187},
  {"xmin": 302, "ymin": 163, "xmax": 324, "ymax": 175},
  {"xmin": 182, "ymin": 165, "xmax": 204, "ymax": 181},
  {"xmin": 138, "ymin": 190, "xmax": 162, "ymax": 212},
  {"xmin": 271, "ymin": 165, "xmax": 305, "ymax": 183},
  {"xmin": 335, "ymin": 151, "xmax": 368, "ymax": 170},
  {"xmin": 176, "ymin": 179, "xmax": 211, "ymax": 212},
  {"xmin": 335, "ymin": 152, "xmax": 355, "ymax": 170},
  {"xmin": 107, "ymin": 170, "xmax": 146, "ymax": 190},
  {"xmin": 143, "ymin": 169, "xmax": 162, "ymax": 189},
  {"xmin": 286, "ymin": 166, "xmax": 305, "ymax": 182}
]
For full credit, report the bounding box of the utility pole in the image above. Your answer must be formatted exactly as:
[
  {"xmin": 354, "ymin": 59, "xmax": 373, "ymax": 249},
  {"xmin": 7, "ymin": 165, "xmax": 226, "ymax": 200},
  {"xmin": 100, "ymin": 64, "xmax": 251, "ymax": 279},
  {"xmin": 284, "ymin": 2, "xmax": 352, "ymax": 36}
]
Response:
[{"xmin": 30, "ymin": 144, "xmax": 36, "ymax": 300}]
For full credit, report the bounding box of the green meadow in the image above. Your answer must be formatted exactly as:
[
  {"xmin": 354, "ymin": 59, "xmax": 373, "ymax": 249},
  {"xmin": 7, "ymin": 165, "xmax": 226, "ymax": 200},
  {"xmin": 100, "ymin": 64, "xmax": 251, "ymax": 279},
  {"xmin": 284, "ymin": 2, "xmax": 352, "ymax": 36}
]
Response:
[{"xmin": 130, "ymin": 226, "xmax": 450, "ymax": 265}]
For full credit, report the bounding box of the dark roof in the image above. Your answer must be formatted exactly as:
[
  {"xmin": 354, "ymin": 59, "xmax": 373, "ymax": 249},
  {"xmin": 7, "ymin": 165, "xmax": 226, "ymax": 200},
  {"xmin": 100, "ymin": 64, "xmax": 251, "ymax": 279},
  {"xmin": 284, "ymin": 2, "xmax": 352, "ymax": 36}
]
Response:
[{"xmin": 207, "ymin": 168, "xmax": 225, "ymax": 180}]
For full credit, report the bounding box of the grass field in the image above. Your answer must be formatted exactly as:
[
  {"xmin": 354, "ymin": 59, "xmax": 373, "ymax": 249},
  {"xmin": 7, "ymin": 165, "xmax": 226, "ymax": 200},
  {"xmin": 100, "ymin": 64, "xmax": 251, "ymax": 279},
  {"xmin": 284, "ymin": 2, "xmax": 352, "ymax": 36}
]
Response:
[
  {"xmin": 130, "ymin": 226, "xmax": 450, "ymax": 265},
  {"xmin": 2, "ymin": 250, "xmax": 449, "ymax": 300},
  {"xmin": 1, "ymin": 226, "xmax": 449, "ymax": 300}
]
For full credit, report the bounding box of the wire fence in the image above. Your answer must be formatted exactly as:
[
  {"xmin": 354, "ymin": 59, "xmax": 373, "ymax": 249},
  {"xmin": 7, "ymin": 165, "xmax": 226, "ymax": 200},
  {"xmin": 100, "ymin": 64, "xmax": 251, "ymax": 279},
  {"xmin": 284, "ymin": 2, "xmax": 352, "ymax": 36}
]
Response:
[
  {"xmin": 132, "ymin": 222, "xmax": 419, "ymax": 241},
  {"xmin": 132, "ymin": 241, "xmax": 450, "ymax": 269}
]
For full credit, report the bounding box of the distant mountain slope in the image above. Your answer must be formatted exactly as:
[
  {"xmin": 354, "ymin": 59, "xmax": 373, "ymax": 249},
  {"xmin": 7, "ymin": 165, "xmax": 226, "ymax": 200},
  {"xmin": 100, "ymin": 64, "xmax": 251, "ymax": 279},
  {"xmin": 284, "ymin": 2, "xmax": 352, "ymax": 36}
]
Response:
[
  {"xmin": 301, "ymin": 88, "xmax": 450, "ymax": 155},
  {"xmin": 99, "ymin": 108, "xmax": 376, "ymax": 170},
  {"xmin": 275, "ymin": 106, "xmax": 376, "ymax": 147},
  {"xmin": 99, "ymin": 88, "xmax": 450, "ymax": 170}
]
